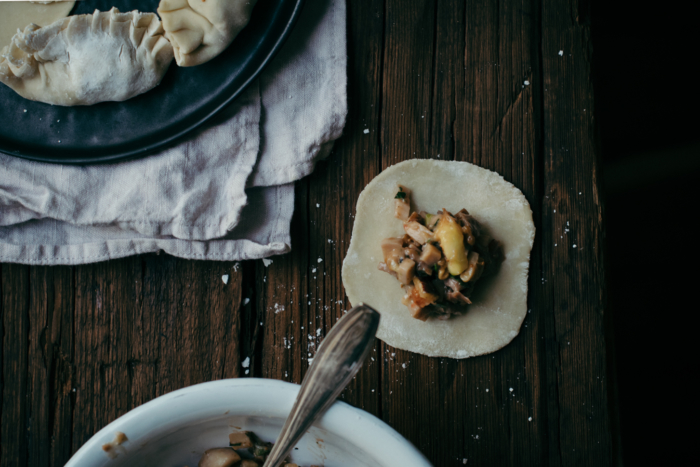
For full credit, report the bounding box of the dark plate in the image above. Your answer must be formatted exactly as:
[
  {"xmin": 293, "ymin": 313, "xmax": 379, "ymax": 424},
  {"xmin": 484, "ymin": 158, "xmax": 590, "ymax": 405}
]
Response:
[{"xmin": 0, "ymin": 0, "xmax": 303, "ymax": 164}]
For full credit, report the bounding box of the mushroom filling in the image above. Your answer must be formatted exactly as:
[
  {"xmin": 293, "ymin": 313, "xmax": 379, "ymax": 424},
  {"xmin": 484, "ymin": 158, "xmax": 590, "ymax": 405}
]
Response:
[
  {"xmin": 198, "ymin": 431, "xmax": 321, "ymax": 467},
  {"xmin": 378, "ymin": 185, "xmax": 504, "ymax": 321}
]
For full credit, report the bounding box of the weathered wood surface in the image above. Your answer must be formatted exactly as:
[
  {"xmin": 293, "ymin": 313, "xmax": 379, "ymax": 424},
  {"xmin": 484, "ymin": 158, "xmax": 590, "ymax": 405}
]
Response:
[{"xmin": 0, "ymin": 0, "xmax": 619, "ymax": 465}]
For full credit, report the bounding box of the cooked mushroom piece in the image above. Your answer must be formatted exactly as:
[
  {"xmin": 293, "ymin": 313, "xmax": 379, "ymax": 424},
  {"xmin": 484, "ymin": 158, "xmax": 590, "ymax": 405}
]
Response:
[
  {"xmin": 410, "ymin": 277, "xmax": 438, "ymax": 307},
  {"xmin": 394, "ymin": 185, "xmax": 411, "ymax": 220},
  {"xmin": 459, "ymin": 251, "xmax": 485, "ymax": 283},
  {"xmin": 198, "ymin": 448, "xmax": 241, "ymax": 467},
  {"xmin": 395, "ymin": 258, "xmax": 416, "ymax": 285},
  {"xmin": 444, "ymin": 277, "xmax": 472, "ymax": 305},
  {"xmin": 401, "ymin": 288, "xmax": 427, "ymax": 320},
  {"xmin": 404, "ymin": 243, "xmax": 422, "ymax": 262},
  {"xmin": 239, "ymin": 461, "xmax": 260, "ymax": 467},
  {"xmin": 380, "ymin": 237, "xmax": 404, "ymax": 270},
  {"xmin": 403, "ymin": 220, "xmax": 433, "ymax": 244},
  {"xmin": 229, "ymin": 431, "xmax": 254, "ymax": 450},
  {"xmin": 419, "ymin": 243, "xmax": 442, "ymax": 266},
  {"xmin": 410, "ymin": 304, "xmax": 432, "ymax": 321},
  {"xmin": 436, "ymin": 258, "xmax": 449, "ymax": 280},
  {"xmin": 415, "ymin": 261, "xmax": 434, "ymax": 277},
  {"xmin": 377, "ymin": 261, "xmax": 397, "ymax": 277},
  {"xmin": 454, "ymin": 208, "xmax": 482, "ymax": 239}
]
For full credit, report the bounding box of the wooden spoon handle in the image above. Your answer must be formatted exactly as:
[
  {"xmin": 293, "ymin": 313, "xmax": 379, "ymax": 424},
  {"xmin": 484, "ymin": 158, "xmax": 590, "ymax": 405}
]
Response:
[{"xmin": 263, "ymin": 304, "xmax": 380, "ymax": 467}]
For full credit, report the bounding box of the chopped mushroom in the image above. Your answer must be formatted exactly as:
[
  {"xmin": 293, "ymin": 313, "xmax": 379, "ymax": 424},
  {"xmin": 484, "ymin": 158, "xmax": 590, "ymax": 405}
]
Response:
[
  {"xmin": 403, "ymin": 220, "xmax": 434, "ymax": 244},
  {"xmin": 394, "ymin": 185, "xmax": 411, "ymax": 220},
  {"xmin": 420, "ymin": 243, "xmax": 442, "ymax": 266},
  {"xmin": 410, "ymin": 277, "xmax": 438, "ymax": 308},
  {"xmin": 445, "ymin": 277, "xmax": 472, "ymax": 305},
  {"xmin": 200, "ymin": 430, "xmax": 318, "ymax": 467},
  {"xmin": 198, "ymin": 448, "xmax": 241, "ymax": 467},
  {"xmin": 378, "ymin": 186, "xmax": 504, "ymax": 321},
  {"xmin": 228, "ymin": 432, "xmax": 254, "ymax": 450},
  {"xmin": 436, "ymin": 258, "xmax": 449, "ymax": 280},
  {"xmin": 460, "ymin": 251, "xmax": 485, "ymax": 283},
  {"xmin": 454, "ymin": 208, "xmax": 481, "ymax": 246},
  {"xmin": 380, "ymin": 237, "xmax": 404, "ymax": 272},
  {"xmin": 395, "ymin": 258, "xmax": 416, "ymax": 285},
  {"xmin": 403, "ymin": 243, "xmax": 422, "ymax": 262}
]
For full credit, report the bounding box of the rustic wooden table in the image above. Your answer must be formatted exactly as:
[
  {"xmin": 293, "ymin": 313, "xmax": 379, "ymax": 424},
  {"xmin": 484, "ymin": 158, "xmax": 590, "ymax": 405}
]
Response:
[{"xmin": 0, "ymin": 0, "xmax": 621, "ymax": 465}]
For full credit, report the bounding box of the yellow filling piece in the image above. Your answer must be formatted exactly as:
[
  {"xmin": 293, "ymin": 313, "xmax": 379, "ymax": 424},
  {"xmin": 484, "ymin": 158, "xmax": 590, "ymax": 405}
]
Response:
[{"xmin": 434, "ymin": 214, "xmax": 469, "ymax": 275}]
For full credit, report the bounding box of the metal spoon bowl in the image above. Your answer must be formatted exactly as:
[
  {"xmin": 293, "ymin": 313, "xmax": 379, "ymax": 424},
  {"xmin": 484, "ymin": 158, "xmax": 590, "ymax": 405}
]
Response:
[{"xmin": 262, "ymin": 304, "xmax": 380, "ymax": 467}]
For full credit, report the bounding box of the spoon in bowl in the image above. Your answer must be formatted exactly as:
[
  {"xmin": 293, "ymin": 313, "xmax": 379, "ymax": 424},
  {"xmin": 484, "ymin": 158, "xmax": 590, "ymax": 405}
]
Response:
[{"xmin": 262, "ymin": 303, "xmax": 380, "ymax": 467}]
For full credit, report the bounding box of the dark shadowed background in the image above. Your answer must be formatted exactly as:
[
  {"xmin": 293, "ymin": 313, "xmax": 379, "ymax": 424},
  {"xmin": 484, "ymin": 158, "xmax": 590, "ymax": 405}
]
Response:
[{"xmin": 592, "ymin": 4, "xmax": 698, "ymax": 464}]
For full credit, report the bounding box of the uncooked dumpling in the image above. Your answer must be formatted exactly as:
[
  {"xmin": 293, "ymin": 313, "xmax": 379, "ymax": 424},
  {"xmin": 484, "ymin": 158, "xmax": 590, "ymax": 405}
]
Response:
[
  {"xmin": 0, "ymin": 8, "xmax": 174, "ymax": 106},
  {"xmin": 0, "ymin": 1, "xmax": 75, "ymax": 49},
  {"xmin": 157, "ymin": 0, "xmax": 259, "ymax": 67},
  {"xmin": 342, "ymin": 160, "xmax": 535, "ymax": 359}
]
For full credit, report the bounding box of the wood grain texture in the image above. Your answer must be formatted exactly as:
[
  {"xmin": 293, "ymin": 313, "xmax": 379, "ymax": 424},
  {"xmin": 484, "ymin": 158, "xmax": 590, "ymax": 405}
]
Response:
[
  {"xmin": 0, "ymin": 0, "xmax": 618, "ymax": 466},
  {"xmin": 1, "ymin": 257, "xmax": 243, "ymax": 466}
]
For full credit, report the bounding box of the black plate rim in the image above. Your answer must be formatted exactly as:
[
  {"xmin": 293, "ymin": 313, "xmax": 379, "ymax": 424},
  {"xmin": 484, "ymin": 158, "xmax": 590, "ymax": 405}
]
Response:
[{"xmin": 1, "ymin": 0, "xmax": 305, "ymax": 165}]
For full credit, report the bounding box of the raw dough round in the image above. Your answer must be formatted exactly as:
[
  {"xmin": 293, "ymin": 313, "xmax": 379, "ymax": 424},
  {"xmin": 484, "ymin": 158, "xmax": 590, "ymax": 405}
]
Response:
[
  {"xmin": 0, "ymin": 1, "xmax": 75, "ymax": 48},
  {"xmin": 342, "ymin": 159, "xmax": 535, "ymax": 359}
]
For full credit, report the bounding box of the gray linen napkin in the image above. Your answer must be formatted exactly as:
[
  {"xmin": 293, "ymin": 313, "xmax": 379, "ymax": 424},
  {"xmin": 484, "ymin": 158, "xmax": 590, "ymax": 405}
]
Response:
[{"xmin": 0, "ymin": 0, "xmax": 346, "ymax": 265}]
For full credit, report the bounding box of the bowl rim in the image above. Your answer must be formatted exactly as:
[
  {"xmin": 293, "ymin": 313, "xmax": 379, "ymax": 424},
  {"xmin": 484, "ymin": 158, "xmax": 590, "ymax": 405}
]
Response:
[{"xmin": 65, "ymin": 377, "xmax": 432, "ymax": 467}]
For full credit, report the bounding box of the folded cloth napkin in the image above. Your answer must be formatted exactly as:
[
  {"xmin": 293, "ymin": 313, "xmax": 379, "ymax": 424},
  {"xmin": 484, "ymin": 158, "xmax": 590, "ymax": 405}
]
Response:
[{"xmin": 0, "ymin": 0, "xmax": 346, "ymax": 265}]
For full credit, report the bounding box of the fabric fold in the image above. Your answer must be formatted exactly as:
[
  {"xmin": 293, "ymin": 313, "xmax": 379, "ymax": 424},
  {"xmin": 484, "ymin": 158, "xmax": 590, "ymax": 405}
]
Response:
[
  {"xmin": 0, "ymin": 83, "xmax": 260, "ymax": 241},
  {"xmin": 0, "ymin": 0, "xmax": 346, "ymax": 266},
  {"xmin": 0, "ymin": 185, "xmax": 294, "ymax": 265}
]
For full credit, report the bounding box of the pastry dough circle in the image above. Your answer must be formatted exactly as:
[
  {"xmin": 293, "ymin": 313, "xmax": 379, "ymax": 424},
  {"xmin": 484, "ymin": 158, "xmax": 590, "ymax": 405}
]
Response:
[{"xmin": 342, "ymin": 159, "xmax": 535, "ymax": 358}]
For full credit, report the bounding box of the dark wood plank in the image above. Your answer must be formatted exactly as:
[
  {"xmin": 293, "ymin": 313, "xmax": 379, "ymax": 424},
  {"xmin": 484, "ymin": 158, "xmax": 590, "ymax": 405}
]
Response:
[
  {"xmin": 69, "ymin": 255, "xmax": 244, "ymax": 452},
  {"xmin": 1, "ymin": 264, "xmax": 30, "ymax": 467},
  {"xmin": 257, "ymin": 0, "xmax": 385, "ymax": 414},
  {"xmin": 381, "ymin": 0, "xmax": 436, "ymax": 166},
  {"xmin": 540, "ymin": 0, "xmax": 615, "ymax": 464},
  {"xmin": 26, "ymin": 266, "xmax": 75, "ymax": 467}
]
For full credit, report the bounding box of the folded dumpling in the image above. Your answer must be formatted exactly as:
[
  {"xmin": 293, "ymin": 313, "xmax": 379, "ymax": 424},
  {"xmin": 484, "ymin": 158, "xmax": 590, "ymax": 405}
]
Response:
[
  {"xmin": 0, "ymin": 8, "xmax": 174, "ymax": 106},
  {"xmin": 157, "ymin": 0, "xmax": 259, "ymax": 67}
]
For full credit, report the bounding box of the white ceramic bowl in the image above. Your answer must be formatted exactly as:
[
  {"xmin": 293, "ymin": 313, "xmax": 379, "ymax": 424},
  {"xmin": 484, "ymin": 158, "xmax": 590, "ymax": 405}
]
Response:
[{"xmin": 65, "ymin": 378, "xmax": 432, "ymax": 467}]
